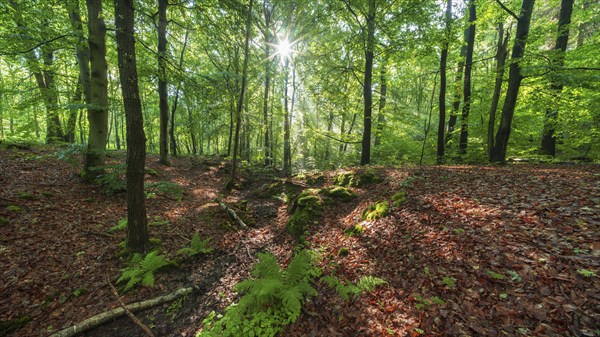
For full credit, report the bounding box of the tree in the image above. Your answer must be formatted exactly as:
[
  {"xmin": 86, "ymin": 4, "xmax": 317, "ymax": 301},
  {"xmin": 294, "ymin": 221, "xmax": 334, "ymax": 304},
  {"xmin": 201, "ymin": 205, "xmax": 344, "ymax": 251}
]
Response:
[
  {"xmin": 229, "ymin": 0, "xmax": 254, "ymax": 187},
  {"xmin": 114, "ymin": 0, "xmax": 149, "ymax": 253},
  {"xmin": 540, "ymin": 0, "xmax": 574, "ymax": 156},
  {"xmin": 360, "ymin": 0, "xmax": 376, "ymax": 166},
  {"xmin": 487, "ymin": 22, "xmax": 510, "ymax": 161},
  {"xmin": 458, "ymin": 0, "xmax": 476, "ymax": 154},
  {"xmin": 437, "ymin": 0, "xmax": 452, "ymax": 164},
  {"xmin": 158, "ymin": 0, "xmax": 170, "ymax": 164},
  {"xmin": 490, "ymin": 0, "xmax": 535, "ymax": 163},
  {"xmin": 83, "ymin": 0, "xmax": 109, "ymax": 180},
  {"xmin": 261, "ymin": 0, "xmax": 274, "ymax": 167}
]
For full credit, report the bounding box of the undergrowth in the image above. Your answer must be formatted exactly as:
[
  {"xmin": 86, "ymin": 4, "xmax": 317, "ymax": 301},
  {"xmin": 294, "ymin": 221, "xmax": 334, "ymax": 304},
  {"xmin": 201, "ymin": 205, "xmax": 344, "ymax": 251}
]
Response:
[
  {"xmin": 177, "ymin": 233, "xmax": 213, "ymax": 257},
  {"xmin": 117, "ymin": 251, "xmax": 173, "ymax": 292},
  {"xmin": 197, "ymin": 250, "xmax": 320, "ymax": 337}
]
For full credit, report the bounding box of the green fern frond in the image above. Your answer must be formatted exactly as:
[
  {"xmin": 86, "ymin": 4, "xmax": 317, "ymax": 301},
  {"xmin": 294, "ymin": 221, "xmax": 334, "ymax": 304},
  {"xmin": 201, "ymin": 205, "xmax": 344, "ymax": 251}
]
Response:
[
  {"xmin": 141, "ymin": 272, "xmax": 155, "ymax": 287},
  {"xmin": 252, "ymin": 253, "xmax": 282, "ymax": 279},
  {"xmin": 117, "ymin": 251, "xmax": 172, "ymax": 291},
  {"xmin": 323, "ymin": 274, "xmax": 386, "ymax": 301},
  {"xmin": 356, "ymin": 275, "xmax": 387, "ymax": 292},
  {"xmin": 178, "ymin": 233, "xmax": 213, "ymax": 257}
]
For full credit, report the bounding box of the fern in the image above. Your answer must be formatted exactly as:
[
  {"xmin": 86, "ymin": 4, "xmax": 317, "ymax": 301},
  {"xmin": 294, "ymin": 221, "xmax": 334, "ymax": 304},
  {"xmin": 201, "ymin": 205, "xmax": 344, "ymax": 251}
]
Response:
[
  {"xmin": 117, "ymin": 251, "xmax": 172, "ymax": 292},
  {"xmin": 108, "ymin": 218, "xmax": 128, "ymax": 233},
  {"xmin": 177, "ymin": 233, "xmax": 213, "ymax": 257},
  {"xmin": 198, "ymin": 250, "xmax": 321, "ymax": 337},
  {"xmin": 322, "ymin": 274, "xmax": 386, "ymax": 301},
  {"xmin": 145, "ymin": 181, "xmax": 184, "ymax": 201}
]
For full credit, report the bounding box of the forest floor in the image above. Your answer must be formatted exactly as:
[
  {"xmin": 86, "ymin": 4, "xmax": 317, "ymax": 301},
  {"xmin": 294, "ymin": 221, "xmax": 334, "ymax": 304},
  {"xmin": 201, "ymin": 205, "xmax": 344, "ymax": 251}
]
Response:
[{"xmin": 1, "ymin": 145, "xmax": 599, "ymax": 337}]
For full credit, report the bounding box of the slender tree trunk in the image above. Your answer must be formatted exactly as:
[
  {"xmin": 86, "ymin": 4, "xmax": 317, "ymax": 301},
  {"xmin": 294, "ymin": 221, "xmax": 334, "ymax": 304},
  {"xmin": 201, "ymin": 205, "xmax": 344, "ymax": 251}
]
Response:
[
  {"xmin": 170, "ymin": 29, "xmax": 189, "ymax": 159},
  {"xmin": 186, "ymin": 105, "xmax": 197, "ymax": 155},
  {"xmin": 487, "ymin": 22, "xmax": 510, "ymax": 160},
  {"xmin": 229, "ymin": 0, "xmax": 254, "ymax": 187},
  {"xmin": 458, "ymin": 0, "xmax": 476, "ymax": 154},
  {"xmin": 66, "ymin": 78, "xmax": 82, "ymax": 143},
  {"xmin": 490, "ymin": 0, "xmax": 535, "ymax": 163},
  {"xmin": 437, "ymin": 0, "xmax": 452, "ymax": 164},
  {"xmin": 262, "ymin": 1, "xmax": 273, "ymax": 167},
  {"xmin": 360, "ymin": 0, "xmax": 376, "ymax": 166},
  {"xmin": 283, "ymin": 58, "xmax": 292, "ymax": 176},
  {"xmin": 84, "ymin": 0, "xmax": 109, "ymax": 179},
  {"xmin": 158, "ymin": 0, "xmax": 169, "ymax": 164},
  {"xmin": 114, "ymin": 0, "xmax": 149, "ymax": 254},
  {"xmin": 540, "ymin": 0, "xmax": 574, "ymax": 156},
  {"xmin": 446, "ymin": 42, "xmax": 466, "ymax": 145},
  {"xmin": 374, "ymin": 61, "xmax": 387, "ymax": 147}
]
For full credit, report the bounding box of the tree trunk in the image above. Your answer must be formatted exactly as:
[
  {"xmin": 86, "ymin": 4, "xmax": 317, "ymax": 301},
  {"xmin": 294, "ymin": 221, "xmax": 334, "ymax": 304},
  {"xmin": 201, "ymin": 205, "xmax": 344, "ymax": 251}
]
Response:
[
  {"xmin": 283, "ymin": 57, "xmax": 292, "ymax": 176},
  {"xmin": 84, "ymin": 0, "xmax": 109, "ymax": 180},
  {"xmin": 446, "ymin": 41, "xmax": 466, "ymax": 146},
  {"xmin": 458, "ymin": 0, "xmax": 476, "ymax": 154},
  {"xmin": 158, "ymin": 0, "xmax": 169, "ymax": 165},
  {"xmin": 490, "ymin": 0, "xmax": 535, "ymax": 163},
  {"xmin": 540, "ymin": 0, "xmax": 574, "ymax": 156},
  {"xmin": 437, "ymin": 0, "xmax": 452, "ymax": 164},
  {"xmin": 262, "ymin": 2, "xmax": 273, "ymax": 167},
  {"xmin": 374, "ymin": 61, "xmax": 387, "ymax": 147},
  {"xmin": 360, "ymin": 0, "xmax": 376, "ymax": 166},
  {"xmin": 114, "ymin": 0, "xmax": 149, "ymax": 254},
  {"xmin": 169, "ymin": 30, "xmax": 189, "ymax": 159},
  {"xmin": 487, "ymin": 22, "xmax": 510, "ymax": 160},
  {"xmin": 229, "ymin": 0, "xmax": 254, "ymax": 187}
]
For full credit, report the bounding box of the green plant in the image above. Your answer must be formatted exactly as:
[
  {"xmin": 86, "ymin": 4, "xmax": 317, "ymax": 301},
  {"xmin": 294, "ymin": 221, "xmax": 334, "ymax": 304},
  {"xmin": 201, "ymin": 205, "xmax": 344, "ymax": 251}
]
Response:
[
  {"xmin": 166, "ymin": 296, "xmax": 186, "ymax": 322},
  {"xmin": 177, "ymin": 233, "xmax": 213, "ymax": 257},
  {"xmin": 17, "ymin": 192, "xmax": 35, "ymax": 200},
  {"xmin": 343, "ymin": 224, "xmax": 366, "ymax": 237},
  {"xmin": 321, "ymin": 275, "xmax": 386, "ymax": 301},
  {"xmin": 55, "ymin": 143, "xmax": 86, "ymax": 165},
  {"xmin": 5, "ymin": 205, "xmax": 22, "ymax": 212},
  {"xmin": 197, "ymin": 250, "xmax": 320, "ymax": 337},
  {"xmin": 109, "ymin": 218, "xmax": 128, "ymax": 233},
  {"xmin": 413, "ymin": 295, "xmax": 446, "ymax": 309},
  {"xmin": 576, "ymin": 269, "xmax": 596, "ymax": 277},
  {"xmin": 145, "ymin": 181, "xmax": 184, "ymax": 201},
  {"xmin": 441, "ymin": 276, "xmax": 456, "ymax": 288},
  {"xmin": 96, "ymin": 164, "xmax": 127, "ymax": 194},
  {"xmin": 391, "ymin": 190, "xmax": 408, "ymax": 207},
  {"xmin": 573, "ymin": 247, "xmax": 589, "ymax": 255},
  {"xmin": 361, "ymin": 201, "xmax": 389, "ymax": 221},
  {"xmin": 507, "ymin": 270, "xmax": 522, "ymax": 282},
  {"xmin": 117, "ymin": 251, "xmax": 173, "ymax": 292},
  {"xmin": 486, "ymin": 270, "xmax": 505, "ymax": 280}
]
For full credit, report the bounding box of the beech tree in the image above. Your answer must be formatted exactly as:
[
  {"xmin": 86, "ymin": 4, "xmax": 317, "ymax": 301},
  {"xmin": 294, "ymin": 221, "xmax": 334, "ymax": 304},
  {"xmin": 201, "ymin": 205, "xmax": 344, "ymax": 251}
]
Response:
[
  {"xmin": 114, "ymin": 0, "xmax": 149, "ymax": 253},
  {"xmin": 490, "ymin": 0, "xmax": 535, "ymax": 163},
  {"xmin": 540, "ymin": 0, "xmax": 574, "ymax": 156}
]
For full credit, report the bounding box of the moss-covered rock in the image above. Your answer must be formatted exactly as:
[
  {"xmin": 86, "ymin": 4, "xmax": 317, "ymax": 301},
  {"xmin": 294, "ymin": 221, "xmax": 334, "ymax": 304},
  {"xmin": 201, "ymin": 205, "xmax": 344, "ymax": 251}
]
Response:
[
  {"xmin": 344, "ymin": 224, "xmax": 366, "ymax": 236},
  {"xmin": 5, "ymin": 205, "xmax": 22, "ymax": 213},
  {"xmin": 391, "ymin": 190, "xmax": 408, "ymax": 207},
  {"xmin": 319, "ymin": 186, "xmax": 356, "ymax": 202},
  {"xmin": 361, "ymin": 201, "xmax": 389, "ymax": 221},
  {"xmin": 256, "ymin": 179, "xmax": 303, "ymax": 201},
  {"xmin": 286, "ymin": 189, "xmax": 323, "ymax": 237},
  {"xmin": 333, "ymin": 169, "xmax": 382, "ymax": 188}
]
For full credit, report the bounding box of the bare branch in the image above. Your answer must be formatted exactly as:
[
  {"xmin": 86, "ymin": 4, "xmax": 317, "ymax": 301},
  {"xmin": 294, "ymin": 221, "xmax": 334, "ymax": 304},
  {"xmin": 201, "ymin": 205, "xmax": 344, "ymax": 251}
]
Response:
[{"xmin": 495, "ymin": 0, "xmax": 520, "ymax": 21}]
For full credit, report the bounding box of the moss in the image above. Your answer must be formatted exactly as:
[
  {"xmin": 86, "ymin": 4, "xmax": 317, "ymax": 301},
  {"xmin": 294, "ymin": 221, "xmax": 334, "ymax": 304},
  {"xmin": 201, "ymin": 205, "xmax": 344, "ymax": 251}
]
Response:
[
  {"xmin": 0, "ymin": 216, "xmax": 8, "ymax": 226},
  {"xmin": 391, "ymin": 190, "xmax": 408, "ymax": 207},
  {"xmin": 0, "ymin": 316, "xmax": 31, "ymax": 336},
  {"xmin": 338, "ymin": 247, "xmax": 350, "ymax": 256},
  {"xmin": 286, "ymin": 189, "xmax": 323, "ymax": 237},
  {"xmin": 17, "ymin": 192, "xmax": 36, "ymax": 200},
  {"xmin": 320, "ymin": 186, "xmax": 355, "ymax": 202},
  {"xmin": 333, "ymin": 171, "xmax": 356, "ymax": 187},
  {"xmin": 344, "ymin": 224, "xmax": 365, "ymax": 236},
  {"xmin": 333, "ymin": 169, "xmax": 382, "ymax": 188},
  {"xmin": 5, "ymin": 205, "xmax": 22, "ymax": 212},
  {"xmin": 361, "ymin": 201, "xmax": 389, "ymax": 221},
  {"xmin": 305, "ymin": 173, "xmax": 326, "ymax": 186}
]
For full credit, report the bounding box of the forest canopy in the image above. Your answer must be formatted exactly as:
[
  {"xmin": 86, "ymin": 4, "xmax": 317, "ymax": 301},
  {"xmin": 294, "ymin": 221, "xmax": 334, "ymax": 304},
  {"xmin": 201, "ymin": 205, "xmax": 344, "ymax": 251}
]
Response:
[{"xmin": 0, "ymin": 0, "xmax": 598, "ymax": 169}]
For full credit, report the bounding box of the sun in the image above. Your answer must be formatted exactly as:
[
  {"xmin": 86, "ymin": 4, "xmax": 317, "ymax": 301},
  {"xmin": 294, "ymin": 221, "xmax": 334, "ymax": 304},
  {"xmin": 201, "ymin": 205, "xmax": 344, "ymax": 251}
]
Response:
[{"xmin": 275, "ymin": 37, "xmax": 293, "ymax": 62}]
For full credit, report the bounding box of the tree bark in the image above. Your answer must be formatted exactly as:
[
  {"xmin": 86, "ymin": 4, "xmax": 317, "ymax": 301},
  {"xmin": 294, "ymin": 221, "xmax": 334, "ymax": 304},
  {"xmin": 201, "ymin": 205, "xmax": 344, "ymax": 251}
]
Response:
[
  {"xmin": 158, "ymin": 0, "xmax": 169, "ymax": 165},
  {"xmin": 374, "ymin": 61, "xmax": 387, "ymax": 147},
  {"xmin": 437, "ymin": 0, "xmax": 452, "ymax": 164},
  {"xmin": 283, "ymin": 58, "xmax": 292, "ymax": 176},
  {"xmin": 262, "ymin": 1, "xmax": 273, "ymax": 167},
  {"xmin": 540, "ymin": 0, "xmax": 574, "ymax": 156},
  {"xmin": 490, "ymin": 0, "xmax": 535, "ymax": 163},
  {"xmin": 229, "ymin": 0, "xmax": 254, "ymax": 187},
  {"xmin": 360, "ymin": 0, "xmax": 376, "ymax": 166},
  {"xmin": 84, "ymin": 0, "xmax": 109, "ymax": 179},
  {"xmin": 487, "ymin": 22, "xmax": 510, "ymax": 160},
  {"xmin": 458, "ymin": 0, "xmax": 476, "ymax": 154},
  {"xmin": 114, "ymin": 0, "xmax": 149, "ymax": 254},
  {"xmin": 169, "ymin": 29, "xmax": 189, "ymax": 159}
]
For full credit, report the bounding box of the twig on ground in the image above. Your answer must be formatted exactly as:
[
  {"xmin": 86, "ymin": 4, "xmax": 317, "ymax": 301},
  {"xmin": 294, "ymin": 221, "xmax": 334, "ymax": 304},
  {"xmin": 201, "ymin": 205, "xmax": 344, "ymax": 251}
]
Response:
[{"xmin": 107, "ymin": 278, "xmax": 156, "ymax": 337}]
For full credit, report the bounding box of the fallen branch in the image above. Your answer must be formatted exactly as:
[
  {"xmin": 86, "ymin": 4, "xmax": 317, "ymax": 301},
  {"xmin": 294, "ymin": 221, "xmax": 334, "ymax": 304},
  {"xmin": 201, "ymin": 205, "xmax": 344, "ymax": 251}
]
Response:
[
  {"xmin": 218, "ymin": 201, "xmax": 248, "ymax": 229},
  {"xmin": 49, "ymin": 287, "xmax": 193, "ymax": 337},
  {"xmin": 108, "ymin": 279, "xmax": 155, "ymax": 337}
]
